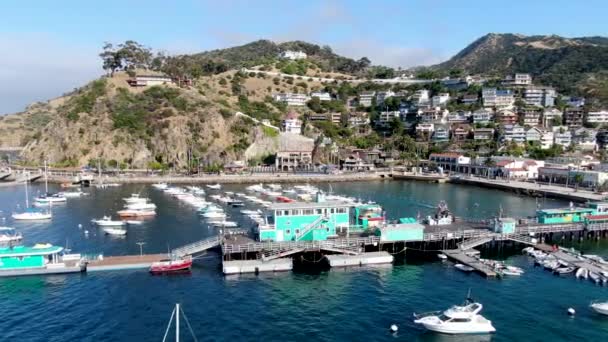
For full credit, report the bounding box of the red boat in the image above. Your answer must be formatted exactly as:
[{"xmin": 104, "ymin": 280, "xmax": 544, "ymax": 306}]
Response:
[
  {"xmin": 276, "ymin": 196, "xmax": 294, "ymax": 203},
  {"xmin": 149, "ymin": 256, "xmax": 193, "ymax": 274}
]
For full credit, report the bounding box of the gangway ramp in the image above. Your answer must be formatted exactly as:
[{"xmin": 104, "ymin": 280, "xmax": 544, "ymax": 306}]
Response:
[
  {"xmin": 173, "ymin": 236, "xmax": 221, "ymax": 257},
  {"xmin": 458, "ymin": 234, "xmax": 497, "ymax": 250}
]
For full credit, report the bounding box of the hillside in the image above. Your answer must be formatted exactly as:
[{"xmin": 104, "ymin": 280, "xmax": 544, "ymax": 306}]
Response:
[{"xmin": 431, "ymin": 33, "xmax": 608, "ymax": 95}]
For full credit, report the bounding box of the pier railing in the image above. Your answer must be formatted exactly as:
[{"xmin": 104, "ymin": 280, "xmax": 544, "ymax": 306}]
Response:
[
  {"xmin": 173, "ymin": 236, "xmax": 221, "ymax": 257},
  {"xmin": 223, "ymin": 236, "xmax": 380, "ymax": 255}
]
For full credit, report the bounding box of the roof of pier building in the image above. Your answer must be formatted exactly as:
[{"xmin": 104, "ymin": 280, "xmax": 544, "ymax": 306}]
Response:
[{"xmin": 271, "ymin": 200, "xmax": 353, "ymax": 210}]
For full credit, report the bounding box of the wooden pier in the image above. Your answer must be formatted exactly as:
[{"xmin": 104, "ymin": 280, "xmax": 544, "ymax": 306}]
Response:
[
  {"xmin": 442, "ymin": 249, "xmax": 498, "ymax": 277},
  {"xmin": 87, "ymin": 254, "xmax": 167, "ymax": 272}
]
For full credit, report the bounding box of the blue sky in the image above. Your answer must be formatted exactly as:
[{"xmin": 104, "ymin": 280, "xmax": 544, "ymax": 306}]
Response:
[{"xmin": 1, "ymin": 0, "xmax": 607, "ymax": 114}]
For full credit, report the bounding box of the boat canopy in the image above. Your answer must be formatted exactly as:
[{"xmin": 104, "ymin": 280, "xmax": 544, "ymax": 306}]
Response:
[{"xmin": 0, "ymin": 245, "xmax": 63, "ymax": 257}]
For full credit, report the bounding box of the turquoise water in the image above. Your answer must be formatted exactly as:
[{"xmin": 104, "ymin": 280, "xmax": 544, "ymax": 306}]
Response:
[{"xmin": 1, "ymin": 181, "xmax": 607, "ymax": 341}]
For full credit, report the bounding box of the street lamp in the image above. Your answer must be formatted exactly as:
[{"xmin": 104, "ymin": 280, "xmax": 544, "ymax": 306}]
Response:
[{"xmin": 136, "ymin": 242, "xmax": 146, "ymax": 257}]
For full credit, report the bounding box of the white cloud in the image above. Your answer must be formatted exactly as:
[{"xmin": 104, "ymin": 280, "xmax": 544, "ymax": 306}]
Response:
[{"xmin": 0, "ymin": 33, "xmax": 101, "ymax": 114}]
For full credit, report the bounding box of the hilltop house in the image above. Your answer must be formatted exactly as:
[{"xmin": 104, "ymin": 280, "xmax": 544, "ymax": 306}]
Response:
[
  {"xmin": 564, "ymin": 107, "xmax": 584, "ymax": 128},
  {"xmin": 433, "ymin": 125, "xmax": 449, "ymax": 142},
  {"xmin": 359, "ymin": 91, "xmax": 376, "ymax": 107},
  {"xmin": 552, "ymin": 127, "xmax": 572, "ymax": 147},
  {"xmin": 482, "ymin": 88, "xmax": 514, "ymax": 108},
  {"xmin": 282, "ymin": 112, "xmax": 302, "ymax": 134},
  {"xmin": 310, "ymin": 91, "xmax": 332, "ymax": 101},
  {"xmin": 127, "ymin": 74, "xmax": 174, "ymax": 87},
  {"xmin": 523, "ymin": 86, "xmax": 556, "ymax": 107},
  {"xmin": 586, "ymin": 110, "xmax": 608, "ymax": 124},
  {"xmin": 473, "ymin": 109, "xmax": 493, "ymax": 125},
  {"xmin": 542, "ymin": 108, "xmax": 563, "ymax": 127},
  {"xmin": 473, "ymin": 128, "xmax": 495, "ymax": 141},
  {"xmin": 503, "ymin": 124, "xmax": 526, "ymax": 143},
  {"xmin": 519, "ymin": 108, "xmax": 542, "ymax": 126},
  {"xmin": 279, "ymin": 50, "xmax": 307, "ymax": 60},
  {"xmin": 496, "ymin": 109, "xmax": 517, "ymax": 125},
  {"xmin": 273, "ymin": 93, "xmax": 310, "ymax": 106}
]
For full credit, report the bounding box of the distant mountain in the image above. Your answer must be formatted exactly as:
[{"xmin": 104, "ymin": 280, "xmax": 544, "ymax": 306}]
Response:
[{"xmin": 432, "ymin": 33, "xmax": 608, "ymax": 96}]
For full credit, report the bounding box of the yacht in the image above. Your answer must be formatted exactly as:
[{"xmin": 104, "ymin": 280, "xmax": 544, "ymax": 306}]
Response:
[
  {"xmin": 414, "ymin": 293, "xmax": 496, "ymax": 334},
  {"xmin": 103, "ymin": 226, "xmax": 127, "ymax": 236},
  {"xmin": 590, "ymin": 301, "xmax": 608, "ymax": 316},
  {"xmin": 34, "ymin": 193, "xmax": 67, "ymax": 204},
  {"xmin": 206, "ymin": 183, "xmax": 222, "ymax": 190},
  {"xmin": 125, "ymin": 202, "xmax": 157, "ymax": 210},
  {"xmin": 92, "ymin": 216, "xmax": 125, "ymax": 227},
  {"xmin": 0, "ymin": 227, "xmax": 23, "ymax": 244}
]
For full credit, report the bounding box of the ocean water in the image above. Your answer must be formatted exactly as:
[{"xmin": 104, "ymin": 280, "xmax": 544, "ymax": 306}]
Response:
[{"xmin": 1, "ymin": 180, "xmax": 607, "ymax": 341}]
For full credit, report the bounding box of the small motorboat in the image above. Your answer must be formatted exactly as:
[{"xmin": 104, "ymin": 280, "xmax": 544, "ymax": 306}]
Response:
[
  {"xmin": 150, "ymin": 256, "xmax": 193, "ymax": 274},
  {"xmin": 414, "ymin": 291, "xmax": 496, "ymax": 334},
  {"xmin": 0, "ymin": 227, "xmax": 22, "ymax": 244},
  {"xmin": 201, "ymin": 211, "xmax": 226, "ymax": 219},
  {"xmin": 454, "ymin": 263, "xmax": 475, "ymax": 272},
  {"xmin": 59, "ymin": 190, "xmax": 84, "ymax": 198},
  {"xmin": 589, "ymin": 271, "xmax": 602, "ymax": 284},
  {"xmin": 92, "ymin": 216, "xmax": 125, "ymax": 226},
  {"xmin": 125, "ymin": 202, "xmax": 156, "ymax": 210},
  {"xmin": 590, "ymin": 301, "xmax": 608, "ymax": 316},
  {"xmin": 206, "ymin": 184, "xmax": 221, "ymax": 190},
  {"xmin": 553, "ymin": 266, "xmax": 576, "ymax": 275},
  {"xmin": 437, "ymin": 254, "xmax": 448, "ymax": 261},
  {"xmin": 209, "ymin": 220, "xmax": 238, "ymax": 228},
  {"xmin": 103, "ymin": 226, "xmax": 127, "ymax": 235},
  {"xmin": 576, "ymin": 267, "xmax": 589, "ymax": 280},
  {"xmin": 117, "ymin": 209, "xmax": 156, "ymax": 218},
  {"xmin": 126, "ymin": 220, "xmax": 144, "ymax": 225},
  {"xmin": 34, "ymin": 193, "xmax": 67, "ymax": 203},
  {"xmin": 12, "ymin": 208, "xmax": 52, "ymax": 221},
  {"xmin": 228, "ymin": 199, "xmax": 244, "ymax": 207}
]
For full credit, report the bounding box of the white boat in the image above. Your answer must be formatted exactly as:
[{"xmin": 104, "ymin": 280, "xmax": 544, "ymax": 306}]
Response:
[
  {"xmin": 117, "ymin": 209, "xmax": 156, "ymax": 217},
  {"xmin": 206, "ymin": 184, "xmax": 221, "ymax": 190},
  {"xmin": 210, "ymin": 220, "xmax": 238, "ymax": 228},
  {"xmin": 437, "ymin": 254, "xmax": 448, "ymax": 261},
  {"xmin": 202, "ymin": 211, "xmax": 226, "ymax": 219},
  {"xmin": 590, "ymin": 301, "xmax": 608, "ymax": 315},
  {"xmin": 123, "ymin": 194, "xmax": 150, "ymax": 204},
  {"xmin": 0, "ymin": 227, "xmax": 22, "ymax": 244},
  {"xmin": 125, "ymin": 202, "xmax": 157, "ymax": 210},
  {"xmin": 92, "ymin": 216, "xmax": 125, "ymax": 227},
  {"xmin": 126, "ymin": 220, "xmax": 144, "ymax": 225},
  {"xmin": 13, "ymin": 178, "xmax": 52, "ymax": 220},
  {"xmin": 103, "ymin": 226, "xmax": 127, "ymax": 235},
  {"xmin": 590, "ymin": 271, "xmax": 602, "ymax": 284},
  {"xmin": 152, "ymin": 183, "xmax": 168, "ymax": 190},
  {"xmin": 576, "ymin": 267, "xmax": 589, "ymax": 280},
  {"xmin": 414, "ymin": 294, "xmax": 495, "ymax": 334},
  {"xmin": 34, "ymin": 193, "xmax": 67, "ymax": 203},
  {"xmin": 59, "ymin": 190, "xmax": 84, "ymax": 198},
  {"xmin": 454, "ymin": 263, "xmax": 475, "ymax": 272}
]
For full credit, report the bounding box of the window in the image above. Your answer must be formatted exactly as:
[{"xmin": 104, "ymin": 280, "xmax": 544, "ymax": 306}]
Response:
[
  {"xmin": 303, "ymin": 209, "xmax": 314, "ymax": 215},
  {"xmin": 451, "ymin": 318, "xmax": 471, "ymax": 323},
  {"xmin": 316, "ymin": 209, "xmax": 323, "ymax": 214},
  {"xmin": 283, "ymin": 210, "xmax": 289, "ymax": 216},
  {"xmin": 337, "ymin": 208, "xmax": 347, "ymax": 214},
  {"xmin": 330, "ymin": 208, "xmax": 335, "ymax": 214},
  {"xmin": 295, "ymin": 229, "xmax": 300, "ymax": 235},
  {"xmin": 286, "ymin": 229, "xmax": 291, "ymax": 235},
  {"xmin": 275, "ymin": 211, "xmax": 283, "ymax": 216},
  {"xmin": 326, "ymin": 227, "xmax": 330, "ymax": 232}
]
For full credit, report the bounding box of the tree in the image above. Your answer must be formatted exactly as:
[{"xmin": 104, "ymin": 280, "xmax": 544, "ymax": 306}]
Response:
[
  {"xmin": 99, "ymin": 43, "xmax": 123, "ymax": 76},
  {"xmin": 307, "ymin": 96, "xmax": 323, "ymax": 113}
]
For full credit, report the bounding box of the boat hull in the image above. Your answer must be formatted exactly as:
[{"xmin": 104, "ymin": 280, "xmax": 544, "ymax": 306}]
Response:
[
  {"xmin": 0, "ymin": 265, "xmax": 85, "ymax": 277},
  {"xmin": 149, "ymin": 258, "xmax": 193, "ymax": 274},
  {"xmin": 591, "ymin": 304, "xmax": 608, "ymax": 315}
]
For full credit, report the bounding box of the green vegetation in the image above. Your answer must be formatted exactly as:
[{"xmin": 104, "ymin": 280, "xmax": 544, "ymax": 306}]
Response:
[
  {"xmin": 66, "ymin": 79, "xmax": 107, "ymax": 121},
  {"xmin": 262, "ymin": 126, "xmax": 279, "ymax": 137}
]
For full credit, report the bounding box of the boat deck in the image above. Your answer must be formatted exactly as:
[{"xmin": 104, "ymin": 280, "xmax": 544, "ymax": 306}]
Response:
[
  {"xmin": 442, "ymin": 249, "xmax": 498, "ymax": 277},
  {"xmin": 87, "ymin": 254, "xmax": 168, "ymax": 272}
]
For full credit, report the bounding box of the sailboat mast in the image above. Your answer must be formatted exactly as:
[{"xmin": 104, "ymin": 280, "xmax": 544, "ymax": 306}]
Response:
[
  {"xmin": 44, "ymin": 160, "xmax": 48, "ymax": 193},
  {"xmin": 175, "ymin": 303, "xmax": 180, "ymax": 342},
  {"xmin": 24, "ymin": 174, "xmax": 29, "ymax": 208}
]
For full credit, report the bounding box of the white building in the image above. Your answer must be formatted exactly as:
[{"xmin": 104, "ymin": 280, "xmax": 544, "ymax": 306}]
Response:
[
  {"xmin": 127, "ymin": 75, "xmax": 174, "ymax": 87},
  {"xmin": 282, "ymin": 112, "xmax": 302, "ymax": 134},
  {"xmin": 279, "ymin": 50, "xmax": 307, "ymax": 60},
  {"xmin": 542, "ymin": 108, "xmax": 563, "ymax": 127},
  {"xmin": 431, "ymin": 93, "xmax": 450, "ymax": 107},
  {"xmin": 473, "ymin": 109, "xmax": 493, "ymax": 124},
  {"xmin": 412, "ymin": 90, "xmax": 430, "ymax": 106},
  {"xmin": 523, "ymin": 87, "xmax": 556, "ymax": 107},
  {"xmin": 416, "ymin": 123, "xmax": 434, "ymax": 137},
  {"xmin": 504, "ymin": 73, "xmax": 532, "ymax": 86},
  {"xmin": 573, "ymin": 128, "xmax": 597, "ymax": 151},
  {"xmin": 482, "ymin": 88, "xmax": 514, "ymax": 108},
  {"xmin": 540, "ymin": 130, "xmax": 554, "ymax": 150},
  {"xmin": 552, "ymin": 127, "xmax": 572, "ymax": 147},
  {"xmin": 273, "ymin": 93, "xmax": 310, "ymax": 106},
  {"xmin": 526, "ymin": 127, "xmax": 542, "ymax": 143},
  {"xmin": 376, "ymin": 91, "xmax": 395, "ymax": 105},
  {"xmin": 309, "ymin": 91, "xmax": 331, "ymax": 101},
  {"xmin": 503, "ymin": 124, "xmax": 526, "ymax": 143},
  {"xmin": 359, "ymin": 91, "xmax": 376, "ymax": 107},
  {"xmin": 377, "ymin": 111, "xmax": 401, "ymax": 126},
  {"xmin": 586, "ymin": 110, "xmax": 608, "ymax": 124}
]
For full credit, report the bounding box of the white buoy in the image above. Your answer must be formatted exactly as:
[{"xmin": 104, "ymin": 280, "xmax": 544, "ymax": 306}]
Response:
[
  {"xmin": 390, "ymin": 324, "xmax": 398, "ymax": 333},
  {"xmin": 567, "ymin": 308, "xmax": 576, "ymax": 316},
  {"xmin": 84, "ymin": 230, "xmax": 89, "ymax": 234},
  {"xmin": 78, "ymin": 224, "xmax": 82, "ymax": 228}
]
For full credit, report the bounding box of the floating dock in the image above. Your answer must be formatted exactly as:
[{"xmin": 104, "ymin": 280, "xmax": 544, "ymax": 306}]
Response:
[
  {"xmin": 325, "ymin": 251, "xmax": 393, "ymax": 267},
  {"xmin": 223, "ymin": 258, "xmax": 293, "ymax": 274},
  {"xmin": 87, "ymin": 254, "xmax": 167, "ymax": 272},
  {"xmin": 442, "ymin": 249, "xmax": 498, "ymax": 277}
]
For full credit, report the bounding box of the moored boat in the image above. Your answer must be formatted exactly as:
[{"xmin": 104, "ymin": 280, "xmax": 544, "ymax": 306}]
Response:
[
  {"xmin": 590, "ymin": 301, "xmax": 608, "ymax": 316},
  {"xmin": 92, "ymin": 216, "xmax": 125, "ymax": 226},
  {"xmin": 150, "ymin": 256, "xmax": 192, "ymax": 273},
  {"xmin": 103, "ymin": 226, "xmax": 127, "ymax": 235},
  {"xmin": 117, "ymin": 209, "xmax": 156, "ymax": 218},
  {"xmin": 413, "ymin": 292, "xmax": 496, "ymax": 334},
  {"xmin": 0, "ymin": 227, "xmax": 22, "ymax": 244},
  {"xmin": 0, "ymin": 244, "xmax": 86, "ymax": 276},
  {"xmin": 454, "ymin": 263, "xmax": 475, "ymax": 272},
  {"xmin": 206, "ymin": 183, "xmax": 221, "ymax": 190}
]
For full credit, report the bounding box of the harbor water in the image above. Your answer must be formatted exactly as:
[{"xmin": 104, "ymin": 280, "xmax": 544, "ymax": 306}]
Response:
[{"xmin": 1, "ymin": 180, "xmax": 608, "ymax": 341}]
